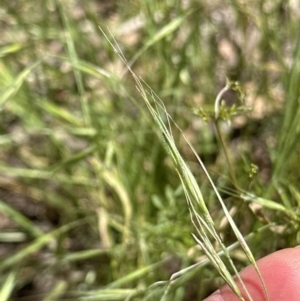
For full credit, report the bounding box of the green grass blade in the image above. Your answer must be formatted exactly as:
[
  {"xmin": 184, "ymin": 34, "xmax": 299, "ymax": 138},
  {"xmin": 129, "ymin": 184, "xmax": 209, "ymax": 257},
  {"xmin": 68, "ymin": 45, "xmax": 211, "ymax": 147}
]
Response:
[
  {"xmin": 57, "ymin": 1, "xmax": 91, "ymax": 126},
  {"xmin": 38, "ymin": 100, "xmax": 83, "ymax": 126},
  {"xmin": 42, "ymin": 280, "xmax": 68, "ymax": 301},
  {"xmin": 0, "ymin": 166, "xmax": 97, "ymax": 186},
  {"xmin": 274, "ymin": 30, "xmax": 300, "ymax": 179},
  {"xmin": 106, "ymin": 260, "xmax": 166, "ymax": 289},
  {"xmin": 77, "ymin": 289, "xmax": 137, "ymax": 301},
  {"xmin": 0, "ymin": 271, "xmax": 16, "ymax": 301},
  {"xmin": 0, "ymin": 232, "xmax": 27, "ymax": 243},
  {"xmin": 0, "ymin": 218, "xmax": 89, "ymax": 272},
  {"xmin": 0, "ymin": 199, "xmax": 44, "ymax": 238},
  {"xmin": 50, "ymin": 145, "xmax": 97, "ymax": 172},
  {"xmin": 0, "ymin": 43, "xmax": 23, "ymax": 57},
  {"xmin": 104, "ymin": 9, "xmax": 193, "ymax": 72},
  {"xmin": 0, "ymin": 60, "xmax": 42, "ymax": 109}
]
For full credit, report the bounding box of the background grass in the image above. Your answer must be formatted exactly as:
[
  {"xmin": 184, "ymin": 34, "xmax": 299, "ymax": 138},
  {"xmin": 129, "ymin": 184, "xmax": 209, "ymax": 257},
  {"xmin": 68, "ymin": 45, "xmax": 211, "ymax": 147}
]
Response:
[{"xmin": 0, "ymin": 0, "xmax": 300, "ymax": 300}]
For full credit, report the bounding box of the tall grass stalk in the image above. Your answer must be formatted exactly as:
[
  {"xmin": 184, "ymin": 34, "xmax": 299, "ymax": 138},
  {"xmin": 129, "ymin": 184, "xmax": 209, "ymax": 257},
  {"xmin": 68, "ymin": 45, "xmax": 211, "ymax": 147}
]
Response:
[{"xmin": 100, "ymin": 27, "xmax": 269, "ymax": 301}]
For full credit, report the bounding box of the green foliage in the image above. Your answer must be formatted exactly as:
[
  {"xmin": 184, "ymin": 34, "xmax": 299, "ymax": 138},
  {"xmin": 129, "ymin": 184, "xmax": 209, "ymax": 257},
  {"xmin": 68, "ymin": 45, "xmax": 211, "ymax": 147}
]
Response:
[{"xmin": 0, "ymin": 0, "xmax": 299, "ymax": 300}]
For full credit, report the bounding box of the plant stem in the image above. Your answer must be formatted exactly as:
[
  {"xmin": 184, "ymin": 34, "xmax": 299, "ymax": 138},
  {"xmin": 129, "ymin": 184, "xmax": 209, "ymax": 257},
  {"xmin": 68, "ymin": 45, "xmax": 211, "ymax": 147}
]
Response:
[
  {"xmin": 214, "ymin": 85, "xmax": 241, "ymax": 191},
  {"xmin": 214, "ymin": 121, "xmax": 240, "ymax": 191}
]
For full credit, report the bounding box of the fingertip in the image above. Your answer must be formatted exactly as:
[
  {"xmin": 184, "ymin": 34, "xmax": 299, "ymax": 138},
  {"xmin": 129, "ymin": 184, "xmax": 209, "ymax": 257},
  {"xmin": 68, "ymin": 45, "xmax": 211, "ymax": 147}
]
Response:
[
  {"xmin": 202, "ymin": 291, "xmax": 223, "ymax": 301},
  {"xmin": 203, "ymin": 247, "xmax": 300, "ymax": 301}
]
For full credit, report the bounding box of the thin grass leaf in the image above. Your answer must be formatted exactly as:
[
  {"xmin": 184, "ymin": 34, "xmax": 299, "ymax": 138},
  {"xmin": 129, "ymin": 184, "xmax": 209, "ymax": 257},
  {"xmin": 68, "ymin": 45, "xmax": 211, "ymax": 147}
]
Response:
[
  {"xmin": 91, "ymin": 158, "xmax": 132, "ymax": 243},
  {"xmin": 65, "ymin": 127, "xmax": 97, "ymax": 137},
  {"xmin": 241, "ymin": 193, "xmax": 288, "ymax": 212},
  {"xmin": 0, "ymin": 232, "xmax": 27, "ymax": 243},
  {"xmin": 0, "ymin": 271, "xmax": 16, "ymax": 301},
  {"xmin": 112, "ymin": 9, "xmax": 194, "ymax": 72},
  {"xmin": 0, "ymin": 218, "xmax": 89, "ymax": 272},
  {"xmin": 287, "ymin": 183, "xmax": 300, "ymax": 207},
  {"xmin": 275, "ymin": 183, "xmax": 293, "ymax": 209},
  {"xmin": 242, "ymin": 191, "xmax": 299, "ymax": 222},
  {"xmin": 0, "ymin": 60, "xmax": 42, "ymax": 109},
  {"xmin": 106, "ymin": 260, "xmax": 166, "ymax": 289},
  {"xmin": 77, "ymin": 289, "xmax": 137, "ymax": 301},
  {"xmin": 0, "ymin": 166, "xmax": 97, "ymax": 186},
  {"xmin": 274, "ymin": 30, "xmax": 300, "ymax": 179},
  {"xmin": 64, "ymin": 57, "xmax": 112, "ymax": 79},
  {"xmin": 14, "ymin": 126, "xmax": 97, "ymax": 138},
  {"xmin": 50, "ymin": 145, "xmax": 97, "ymax": 172},
  {"xmin": 42, "ymin": 280, "xmax": 68, "ymax": 301},
  {"xmin": 57, "ymin": 1, "xmax": 91, "ymax": 126},
  {"xmin": 38, "ymin": 100, "xmax": 83, "ymax": 126},
  {"xmin": 0, "ymin": 43, "xmax": 23, "ymax": 57},
  {"xmin": 0, "ymin": 199, "xmax": 44, "ymax": 238}
]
